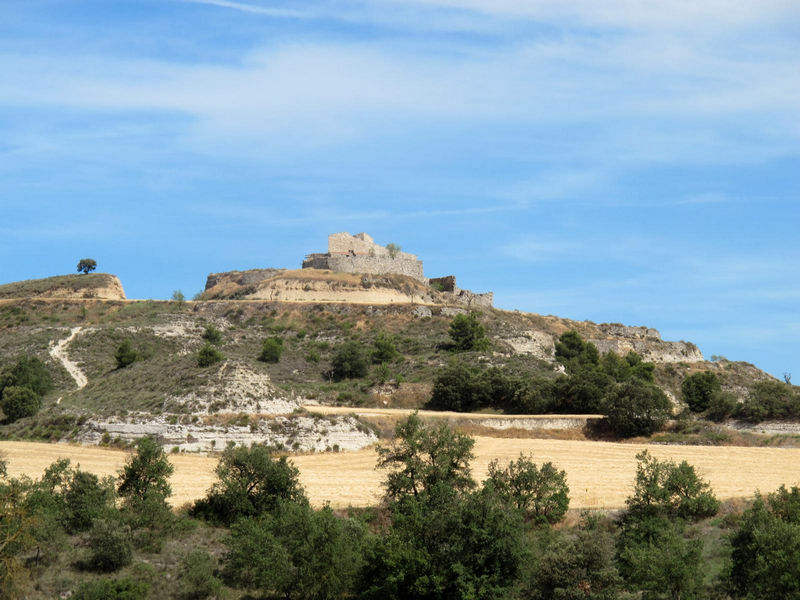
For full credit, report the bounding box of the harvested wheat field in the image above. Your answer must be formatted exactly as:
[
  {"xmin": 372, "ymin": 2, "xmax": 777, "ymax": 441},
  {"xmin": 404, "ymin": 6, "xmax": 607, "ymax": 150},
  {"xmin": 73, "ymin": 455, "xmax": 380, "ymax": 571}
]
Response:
[{"xmin": 2, "ymin": 439, "xmax": 799, "ymax": 509}]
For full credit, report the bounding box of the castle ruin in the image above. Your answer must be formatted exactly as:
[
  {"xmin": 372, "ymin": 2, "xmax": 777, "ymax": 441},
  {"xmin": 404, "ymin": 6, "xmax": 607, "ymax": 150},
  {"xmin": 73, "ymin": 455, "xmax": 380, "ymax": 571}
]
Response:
[
  {"xmin": 302, "ymin": 232, "xmax": 494, "ymax": 308},
  {"xmin": 302, "ymin": 232, "xmax": 426, "ymax": 281}
]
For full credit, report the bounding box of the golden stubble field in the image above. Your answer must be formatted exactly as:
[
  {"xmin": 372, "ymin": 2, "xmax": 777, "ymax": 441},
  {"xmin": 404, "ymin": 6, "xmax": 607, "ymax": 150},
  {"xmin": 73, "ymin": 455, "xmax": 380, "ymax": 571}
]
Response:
[{"xmin": 2, "ymin": 439, "xmax": 799, "ymax": 510}]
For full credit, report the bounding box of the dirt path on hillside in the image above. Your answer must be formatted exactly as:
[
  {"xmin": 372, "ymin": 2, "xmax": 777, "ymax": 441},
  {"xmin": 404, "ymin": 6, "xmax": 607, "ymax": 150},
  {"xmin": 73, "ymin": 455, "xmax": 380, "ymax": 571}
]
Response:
[
  {"xmin": 2, "ymin": 439, "xmax": 799, "ymax": 510},
  {"xmin": 48, "ymin": 327, "xmax": 88, "ymax": 389}
]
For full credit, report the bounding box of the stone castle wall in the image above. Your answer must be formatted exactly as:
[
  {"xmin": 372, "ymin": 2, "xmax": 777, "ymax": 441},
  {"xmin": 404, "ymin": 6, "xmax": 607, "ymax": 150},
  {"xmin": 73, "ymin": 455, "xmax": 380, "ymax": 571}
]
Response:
[{"xmin": 303, "ymin": 254, "xmax": 425, "ymax": 281}]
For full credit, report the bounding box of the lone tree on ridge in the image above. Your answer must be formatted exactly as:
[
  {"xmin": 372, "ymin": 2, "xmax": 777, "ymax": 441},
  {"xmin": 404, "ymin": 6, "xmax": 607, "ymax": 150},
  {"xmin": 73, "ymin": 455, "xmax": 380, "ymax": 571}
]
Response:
[{"xmin": 77, "ymin": 258, "xmax": 97, "ymax": 274}]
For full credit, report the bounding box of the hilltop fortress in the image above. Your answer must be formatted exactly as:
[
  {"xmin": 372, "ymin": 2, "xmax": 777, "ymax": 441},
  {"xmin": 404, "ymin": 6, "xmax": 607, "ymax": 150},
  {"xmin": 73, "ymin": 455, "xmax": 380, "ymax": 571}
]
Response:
[
  {"xmin": 302, "ymin": 232, "xmax": 493, "ymax": 307},
  {"xmin": 203, "ymin": 232, "xmax": 493, "ymax": 307}
]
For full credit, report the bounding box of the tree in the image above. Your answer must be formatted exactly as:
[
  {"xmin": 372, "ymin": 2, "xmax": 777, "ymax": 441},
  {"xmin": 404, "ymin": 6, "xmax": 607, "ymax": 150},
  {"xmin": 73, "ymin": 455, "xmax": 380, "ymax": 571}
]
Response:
[
  {"xmin": 258, "ymin": 336, "xmax": 283, "ymax": 363},
  {"xmin": 385, "ymin": 243, "xmax": 401, "ymax": 258},
  {"xmin": 428, "ymin": 362, "xmax": 487, "ymax": 412},
  {"xmin": 605, "ymin": 379, "xmax": 672, "ymax": 438},
  {"xmin": 0, "ymin": 355, "xmax": 53, "ymax": 400},
  {"xmin": 0, "ymin": 481, "xmax": 36, "ymax": 597},
  {"xmin": 86, "ymin": 518, "xmax": 133, "ymax": 572},
  {"xmin": 681, "ymin": 371, "xmax": 721, "ymax": 412},
  {"xmin": 197, "ymin": 343, "xmax": 224, "ymax": 367},
  {"xmin": 555, "ymin": 331, "xmax": 599, "ymax": 373},
  {"xmin": 77, "ymin": 258, "xmax": 97, "ymax": 274},
  {"xmin": 193, "ymin": 444, "xmax": 306, "ymax": 525},
  {"xmin": 729, "ymin": 485, "xmax": 800, "ymax": 599},
  {"xmin": 0, "ymin": 386, "xmax": 41, "ymax": 422},
  {"xmin": 177, "ymin": 550, "xmax": 223, "ymax": 600},
  {"xmin": 171, "ymin": 290, "xmax": 185, "ymax": 305},
  {"xmin": 331, "ymin": 341, "xmax": 369, "ymax": 380},
  {"xmin": 626, "ymin": 450, "xmax": 719, "ymax": 522},
  {"xmin": 224, "ymin": 501, "xmax": 366, "ymax": 600},
  {"xmin": 113, "ymin": 339, "xmax": 138, "ymax": 369},
  {"xmin": 486, "ymin": 453, "xmax": 570, "ymax": 524},
  {"xmin": 376, "ymin": 412, "xmax": 475, "ymax": 502},
  {"xmin": 117, "ymin": 437, "xmax": 173, "ymax": 523},
  {"xmin": 372, "ymin": 332, "xmax": 398, "ymax": 364},
  {"xmin": 448, "ymin": 313, "xmax": 490, "ymax": 352}
]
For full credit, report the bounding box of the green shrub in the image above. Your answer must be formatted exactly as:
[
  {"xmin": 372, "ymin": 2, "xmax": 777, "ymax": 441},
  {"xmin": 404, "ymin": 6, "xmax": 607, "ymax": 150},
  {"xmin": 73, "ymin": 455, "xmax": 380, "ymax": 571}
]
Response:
[
  {"xmin": 448, "ymin": 313, "xmax": 490, "ymax": 352},
  {"xmin": 331, "ymin": 341, "xmax": 369, "ymax": 380},
  {"xmin": 73, "ymin": 576, "xmax": 149, "ymax": 600},
  {"xmin": 114, "ymin": 339, "xmax": 138, "ymax": 369},
  {"xmin": 0, "ymin": 355, "xmax": 52, "ymax": 399},
  {"xmin": 87, "ymin": 518, "xmax": 133, "ymax": 572},
  {"xmin": 707, "ymin": 390, "xmax": 738, "ymax": 422},
  {"xmin": 681, "ymin": 371, "xmax": 721, "ymax": 412},
  {"xmin": 197, "ymin": 343, "xmax": 224, "ymax": 367},
  {"xmin": 178, "ymin": 550, "xmax": 223, "ymax": 600},
  {"xmin": 554, "ymin": 331, "xmax": 599, "ymax": 373},
  {"xmin": 605, "ymin": 379, "xmax": 671, "ymax": 438},
  {"xmin": 486, "ymin": 453, "xmax": 569, "ymax": 524},
  {"xmin": 201, "ymin": 324, "xmax": 222, "ymax": 345},
  {"xmin": 64, "ymin": 470, "xmax": 116, "ymax": 533},
  {"xmin": 259, "ymin": 336, "xmax": 284, "ymax": 363},
  {"xmin": 372, "ymin": 332, "xmax": 398, "ymax": 364},
  {"xmin": 0, "ymin": 385, "xmax": 41, "ymax": 422}
]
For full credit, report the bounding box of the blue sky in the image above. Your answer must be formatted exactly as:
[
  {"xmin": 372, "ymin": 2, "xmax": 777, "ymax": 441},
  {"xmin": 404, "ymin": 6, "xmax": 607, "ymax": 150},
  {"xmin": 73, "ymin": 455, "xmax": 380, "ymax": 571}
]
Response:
[{"xmin": 1, "ymin": 0, "xmax": 798, "ymax": 379}]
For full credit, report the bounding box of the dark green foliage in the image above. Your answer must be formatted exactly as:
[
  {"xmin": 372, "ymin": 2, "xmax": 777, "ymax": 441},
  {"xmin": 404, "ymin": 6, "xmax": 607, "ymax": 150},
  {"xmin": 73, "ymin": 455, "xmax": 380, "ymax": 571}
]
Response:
[
  {"xmin": 360, "ymin": 484, "xmax": 525, "ymax": 600},
  {"xmin": 77, "ymin": 258, "xmax": 97, "ymax": 274},
  {"xmin": 555, "ymin": 331, "xmax": 600, "ymax": 373},
  {"xmin": 258, "ymin": 336, "xmax": 283, "ymax": 363},
  {"xmin": 707, "ymin": 390, "xmax": 738, "ymax": 422},
  {"xmin": 729, "ymin": 485, "xmax": 800, "ymax": 599},
  {"xmin": 178, "ymin": 550, "xmax": 223, "ymax": 600},
  {"xmin": 523, "ymin": 513, "xmax": 622, "ymax": 600},
  {"xmin": 736, "ymin": 379, "xmax": 800, "ymax": 422},
  {"xmin": 376, "ymin": 413, "xmax": 475, "ymax": 502},
  {"xmin": 86, "ymin": 518, "xmax": 133, "ymax": 572},
  {"xmin": 486, "ymin": 453, "xmax": 569, "ymax": 524},
  {"xmin": 331, "ymin": 340, "xmax": 369, "ymax": 380},
  {"xmin": 114, "ymin": 339, "xmax": 138, "ymax": 369},
  {"xmin": 201, "ymin": 324, "xmax": 222, "ymax": 345},
  {"xmin": 64, "ymin": 470, "xmax": 116, "ymax": 533},
  {"xmin": 448, "ymin": 312, "xmax": 490, "ymax": 352},
  {"xmin": 197, "ymin": 342, "xmax": 224, "ymax": 367},
  {"xmin": 428, "ymin": 362, "xmax": 486, "ymax": 412},
  {"xmin": 626, "ymin": 450, "xmax": 719, "ymax": 522},
  {"xmin": 0, "ymin": 355, "xmax": 52, "ymax": 400},
  {"xmin": 0, "ymin": 480, "xmax": 36, "ymax": 596},
  {"xmin": 681, "ymin": 371, "xmax": 721, "ymax": 412},
  {"xmin": 617, "ymin": 514, "xmax": 704, "ymax": 600},
  {"xmin": 117, "ymin": 437, "xmax": 173, "ymax": 525},
  {"xmin": 550, "ymin": 368, "xmax": 612, "ymax": 414},
  {"xmin": 73, "ymin": 577, "xmax": 149, "ymax": 600},
  {"xmin": 605, "ymin": 379, "xmax": 672, "ymax": 437},
  {"xmin": 193, "ymin": 443, "xmax": 306, "ymax": 525},
  {"xmin": 372, "ymin": 332, "xmax": 398, "ymax": 364},
  {"xmin": 224, "ymin": 501, "xmax": 366, "ymax": 600},
  {"xmin": 0, "ymin": 385, "xmax": 42, "ymax": 422},
  {"xmin": 601, "ymin": 351, "xmax": 655, "ymax": 383}
]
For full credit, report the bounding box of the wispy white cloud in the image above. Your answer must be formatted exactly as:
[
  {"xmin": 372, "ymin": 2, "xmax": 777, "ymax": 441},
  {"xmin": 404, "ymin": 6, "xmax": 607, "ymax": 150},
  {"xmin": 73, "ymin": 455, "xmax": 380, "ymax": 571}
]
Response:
[{"xmin": 178, "ymin": 0, "xmax": 313, "ymax": 18}]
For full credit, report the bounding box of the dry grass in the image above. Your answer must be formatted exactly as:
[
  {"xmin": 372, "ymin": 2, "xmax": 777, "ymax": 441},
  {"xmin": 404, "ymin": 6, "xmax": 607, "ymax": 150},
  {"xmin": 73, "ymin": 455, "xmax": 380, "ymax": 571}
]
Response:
[{"xmin": 3, "ymin": 438, "xmax": 799, "ymax": 511}]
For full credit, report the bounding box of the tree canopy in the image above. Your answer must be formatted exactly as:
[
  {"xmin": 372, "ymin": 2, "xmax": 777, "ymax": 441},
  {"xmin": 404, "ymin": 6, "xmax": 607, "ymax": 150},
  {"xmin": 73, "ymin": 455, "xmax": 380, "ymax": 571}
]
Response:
[{"xmin": 76, "ymin": 258, "xmax": 97, "ymax": 274}]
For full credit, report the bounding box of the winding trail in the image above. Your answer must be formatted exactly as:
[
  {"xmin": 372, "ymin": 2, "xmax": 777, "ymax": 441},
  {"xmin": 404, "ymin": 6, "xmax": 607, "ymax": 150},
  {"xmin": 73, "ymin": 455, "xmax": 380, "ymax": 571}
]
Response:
[{"xmin": 49, "ymin": 327, "xmax": 88, "ymax": 389}]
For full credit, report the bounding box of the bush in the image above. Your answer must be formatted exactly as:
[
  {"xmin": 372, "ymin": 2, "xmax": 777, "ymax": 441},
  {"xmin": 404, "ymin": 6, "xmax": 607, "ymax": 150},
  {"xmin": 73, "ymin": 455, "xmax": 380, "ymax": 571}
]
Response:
[
  {"xmin": 73, "ymin": 577, "xmax": 149, "ymax": 600},
  {"xmin": 193, "ymin": 444, "xmax": 306, "ymax": 525},
  {"xmin": 707, "ymin": 390, "xmax": 738, "ymax": 422},
  {"xmin": 448, "ymin": 313, "xmax": 490, "ymax": 352},
  {"xmin": 114, "ymin": 339, "xmax": 138, "ymax": 369},
  {"xmin": 331, "ymin": 341, "xmax": 369, "ymax": 380},
  {"xmin": 259, "ymin": 336, "xmax": 283, "ymax": 363},
  {"xmin": 486, "ymin": 453, "xmax": 569, "ymax": 524},
  {"xmin": 178, "ymin": 550, "xmax": 223, "ymax": 600},
  {"xmin": 201, "ymin": 324, "xmax": 222, "ymax": 345},
  {"xmin": 117, "ymin": 437, "xmax": 174, "ymax": 527},
  {"xmin": 372, "ymin": 332, "xmax": 398, "ymax": 364},
  {"xmin": 428, "ymin": 362, "xmax": 486, "ymax": 412},
  {"xmin": 197, "ymin": 343, "xmax": 224, "ymax": 367},
  {"xmin": 737, "ymin": 380, "xmax": 800, "ymax": 422},
  {"xmin": 64, "ymin": 470, "xmax": 116, "ymax": 533},
  {"xmin": 681, "ymin": 371, "xmax": 721, "ymax": 412},
  {"xmin": 0, "ymin": 355, "xmax": 52, "ymax": 399},
  {"xmin": 87, "ymin": 518, "xmax": 133, "ymax": 572},
  {"xmin": 0, "ymin": 385, "xmax": 41, "ymax": 422},
  {"xmin": 605, "ymin": 379, "xmax": 672, "ymax": 438}
]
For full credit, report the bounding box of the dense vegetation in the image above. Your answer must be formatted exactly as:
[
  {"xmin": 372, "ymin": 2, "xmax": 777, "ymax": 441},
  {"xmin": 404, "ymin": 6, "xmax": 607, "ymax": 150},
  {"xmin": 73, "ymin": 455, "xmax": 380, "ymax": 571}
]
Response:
[{"xmin": 1, "ymin": 418, "xmax": 796, "ymax": 598}]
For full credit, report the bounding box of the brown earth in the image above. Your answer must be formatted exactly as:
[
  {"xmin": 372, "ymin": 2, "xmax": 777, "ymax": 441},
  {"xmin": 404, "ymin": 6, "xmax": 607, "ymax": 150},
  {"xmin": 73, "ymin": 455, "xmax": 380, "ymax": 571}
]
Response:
[{"xmin": 2, "ymin": 439, "xmax": 798, "ymax": 510}]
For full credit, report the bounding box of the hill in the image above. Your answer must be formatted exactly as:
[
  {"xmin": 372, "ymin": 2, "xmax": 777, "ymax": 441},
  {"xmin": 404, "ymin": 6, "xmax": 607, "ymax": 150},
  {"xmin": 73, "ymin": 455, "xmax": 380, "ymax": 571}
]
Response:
[
  {"xmin": 0, "ymin": 268, "xmax": 787, "ymax": 452},
  {"xmin": 0, "ymin": 273, "xmax": 126, "ymax": 300}
]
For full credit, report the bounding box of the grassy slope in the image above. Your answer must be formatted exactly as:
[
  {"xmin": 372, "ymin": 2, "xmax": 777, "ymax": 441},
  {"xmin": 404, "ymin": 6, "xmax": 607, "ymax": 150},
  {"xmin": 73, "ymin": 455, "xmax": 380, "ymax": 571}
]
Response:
[{"xmin": 0, "ymin": 273, "xmax": 119, "ymax": 299}]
